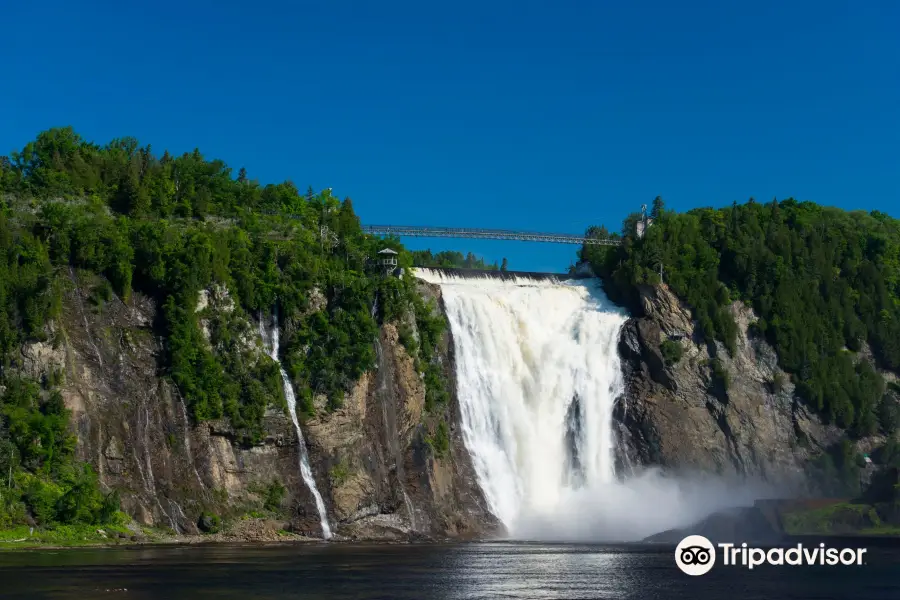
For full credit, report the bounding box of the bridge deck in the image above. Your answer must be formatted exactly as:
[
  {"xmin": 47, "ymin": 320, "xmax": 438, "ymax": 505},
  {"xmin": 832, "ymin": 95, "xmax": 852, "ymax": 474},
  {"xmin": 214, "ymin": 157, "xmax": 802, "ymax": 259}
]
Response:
[
  {"xmin": 363, "ymin": 225, "xmax": 621, "ymax": 246},
  {"xmin": 259, "ymin": 211, "xmax": 621, "ymax": 246}
]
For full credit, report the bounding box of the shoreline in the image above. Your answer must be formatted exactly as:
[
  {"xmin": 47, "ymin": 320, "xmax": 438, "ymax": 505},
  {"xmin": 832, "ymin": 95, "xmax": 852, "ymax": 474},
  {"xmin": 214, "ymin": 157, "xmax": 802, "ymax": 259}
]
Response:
[{"xmin": 5, "ymin": 532, "xmax": 900, "ymax": 552}]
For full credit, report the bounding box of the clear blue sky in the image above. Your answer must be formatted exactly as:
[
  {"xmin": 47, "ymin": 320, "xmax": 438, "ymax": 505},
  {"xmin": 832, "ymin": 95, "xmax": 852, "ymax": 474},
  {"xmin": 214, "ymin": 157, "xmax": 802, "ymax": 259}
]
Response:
[{"xmin": 2, "ymin": 1, "xmax": 898, "ymax": 272}]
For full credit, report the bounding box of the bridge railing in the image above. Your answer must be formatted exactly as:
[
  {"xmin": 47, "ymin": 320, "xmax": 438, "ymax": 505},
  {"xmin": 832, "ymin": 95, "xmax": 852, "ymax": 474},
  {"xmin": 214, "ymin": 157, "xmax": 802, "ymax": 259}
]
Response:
[
  {"xmin": 362, "ymin": 225, "xmax": 621, "ymax": 246},
  {"xmin": 255, "ymin": 211, "xmax": 621, "ymax": 246}
]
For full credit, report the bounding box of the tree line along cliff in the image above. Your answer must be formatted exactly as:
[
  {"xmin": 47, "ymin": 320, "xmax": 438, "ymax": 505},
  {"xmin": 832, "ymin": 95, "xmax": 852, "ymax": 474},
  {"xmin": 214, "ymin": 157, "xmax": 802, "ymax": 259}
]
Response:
[
  {"xmin": 3, "ymin": 126, "xmax": 899, "ymax": 536},
  {"xmin": 581, "ymin": 197, "xmax": 900, "ymax": 500},
  {"xmin": 0, "ymin": 127, "xmax": 454, "ymax": 533}
]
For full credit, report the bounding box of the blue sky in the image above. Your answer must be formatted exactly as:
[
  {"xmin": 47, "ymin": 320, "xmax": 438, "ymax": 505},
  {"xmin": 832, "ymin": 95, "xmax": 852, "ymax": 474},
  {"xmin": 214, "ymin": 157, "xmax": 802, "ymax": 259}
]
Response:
[{"xmin": 2, "ymin": 1, "xmax": 898, "ymax": 272}]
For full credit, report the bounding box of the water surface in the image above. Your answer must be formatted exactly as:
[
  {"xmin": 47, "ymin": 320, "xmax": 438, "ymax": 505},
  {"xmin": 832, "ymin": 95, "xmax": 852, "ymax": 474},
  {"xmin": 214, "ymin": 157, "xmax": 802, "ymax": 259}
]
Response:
[{"xmin": 1, "ymin": 541, "xmax": 898, "ymax": 599}]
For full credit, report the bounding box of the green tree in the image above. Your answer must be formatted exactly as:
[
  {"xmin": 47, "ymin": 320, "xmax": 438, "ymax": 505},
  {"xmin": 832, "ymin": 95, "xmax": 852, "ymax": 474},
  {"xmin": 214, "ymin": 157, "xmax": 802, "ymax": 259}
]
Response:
[
  {"xmin": 584, "ymin": 198, "xmax": 900, "ymax": 434},
  {"xmin": 651, "ymin": 195, "xmax": 665, "ymax": 220}
]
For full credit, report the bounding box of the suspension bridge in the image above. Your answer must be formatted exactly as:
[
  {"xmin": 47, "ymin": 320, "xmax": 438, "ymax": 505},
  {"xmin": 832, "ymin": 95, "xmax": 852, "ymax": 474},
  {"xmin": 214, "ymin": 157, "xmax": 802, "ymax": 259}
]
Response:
[
  {"xmin": 262, "ymin": 205, "xmax": 651, "ymax": 246},
  {"xmin": 361, "ymin": 225, "xmax": 621, "ymax": 246}
]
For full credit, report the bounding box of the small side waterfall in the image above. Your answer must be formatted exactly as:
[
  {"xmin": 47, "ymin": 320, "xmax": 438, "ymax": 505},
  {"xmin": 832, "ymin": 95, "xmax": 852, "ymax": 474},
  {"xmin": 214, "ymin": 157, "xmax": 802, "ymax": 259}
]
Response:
[{"xmin": 260, "ymin": 310, "xmax": 333, "ymax": 540}]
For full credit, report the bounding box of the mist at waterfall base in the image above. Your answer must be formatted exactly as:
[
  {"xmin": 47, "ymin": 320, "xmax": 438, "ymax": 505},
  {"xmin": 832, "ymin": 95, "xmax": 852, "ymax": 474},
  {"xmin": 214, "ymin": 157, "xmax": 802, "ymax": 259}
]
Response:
[{"xmin": 416, "ymin": 269, "xmax": 774, "ymax": 543}]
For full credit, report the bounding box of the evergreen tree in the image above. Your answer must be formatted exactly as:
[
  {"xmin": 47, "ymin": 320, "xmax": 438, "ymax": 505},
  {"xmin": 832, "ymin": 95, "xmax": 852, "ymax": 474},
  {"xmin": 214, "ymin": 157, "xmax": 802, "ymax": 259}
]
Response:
[
  {"xmin": 651, "ymin": 195, "xmax": 665, "ymax": 220},
  {"xmin": 584, "ymin": 197, "xmax": 900, "ymax": 433}
]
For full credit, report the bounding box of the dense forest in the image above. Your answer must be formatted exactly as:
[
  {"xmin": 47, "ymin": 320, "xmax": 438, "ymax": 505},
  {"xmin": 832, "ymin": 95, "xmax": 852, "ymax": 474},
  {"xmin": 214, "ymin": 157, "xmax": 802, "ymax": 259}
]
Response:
[
  {"xmin": 583, "ymin": 197, "xmax": 900, "ymax": 443},
  {"xmin": 411, "ymin": 249, "xmax": 505, "ymax": 271},
  {"xmin": 4, "ymin": 127, "xmax": 898, "ymax": 530},
  {"xmin": 0, "ymin": 127, "xmax": 447, "ymax": 530}
]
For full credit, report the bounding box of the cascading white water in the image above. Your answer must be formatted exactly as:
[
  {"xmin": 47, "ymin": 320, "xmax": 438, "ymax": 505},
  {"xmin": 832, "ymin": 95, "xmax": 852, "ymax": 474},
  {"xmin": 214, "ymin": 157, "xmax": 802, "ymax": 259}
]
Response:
[
  {"xmin": 416, "ymin": 270, "xmax": 625, "ymax": 535},
  {"xmin": 417, "ymin": 269, "xmax": 768, "ymax": 542},
  {"xmin": 260, "ymin": 312, "xmax": 333, "ymax": 540}
]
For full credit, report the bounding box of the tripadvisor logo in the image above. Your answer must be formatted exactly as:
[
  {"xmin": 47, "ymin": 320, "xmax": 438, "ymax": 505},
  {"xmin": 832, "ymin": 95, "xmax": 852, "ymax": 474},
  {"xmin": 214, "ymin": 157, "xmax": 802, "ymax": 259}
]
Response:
[
  {"xmin": 675, "ymin": 535, "xmax": 716, "ymax": 576},
  {"xmin": 675, "ymin": 535, "xmax": 868, "ymax": 576}
]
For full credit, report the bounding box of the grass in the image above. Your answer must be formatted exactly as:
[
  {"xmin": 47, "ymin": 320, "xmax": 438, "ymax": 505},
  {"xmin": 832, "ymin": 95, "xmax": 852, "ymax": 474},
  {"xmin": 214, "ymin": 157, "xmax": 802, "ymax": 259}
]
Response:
[
  {"xmin": 0, "ymin": 523, "xmax": 134, "ymax": 549},
  {"xmin": 782, "ymin": 502, "xmax": 885, "ymax": 535},
  {"xmin": 859, "ymin": 525, "xmax": 900, "ymax": 536}
]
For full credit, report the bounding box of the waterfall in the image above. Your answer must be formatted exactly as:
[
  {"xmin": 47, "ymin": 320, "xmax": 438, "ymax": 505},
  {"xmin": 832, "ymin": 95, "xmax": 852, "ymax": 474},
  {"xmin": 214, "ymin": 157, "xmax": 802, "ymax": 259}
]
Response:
[
  {"xmin": 260, "ymin": 311, "xmax": 333, "ymax": 540},
  {"xmin": 416, "ymin": 269, "xmax": 765, "ymax": 542}
]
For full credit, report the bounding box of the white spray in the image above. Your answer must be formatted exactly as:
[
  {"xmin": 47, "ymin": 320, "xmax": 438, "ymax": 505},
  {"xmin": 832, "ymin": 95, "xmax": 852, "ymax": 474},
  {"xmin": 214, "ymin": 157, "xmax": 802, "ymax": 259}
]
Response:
[
  {"xmin": 260, "ymin": 311, "xmax": 333, "ymax": 540},
  {"xmin": 416, "ymin": 269, "xmax": 766, "ymax": 541}
]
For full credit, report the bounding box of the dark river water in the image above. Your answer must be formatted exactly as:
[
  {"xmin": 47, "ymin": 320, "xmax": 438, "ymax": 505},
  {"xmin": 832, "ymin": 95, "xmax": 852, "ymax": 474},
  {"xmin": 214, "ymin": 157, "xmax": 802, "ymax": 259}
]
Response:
[{"xmin": 1, "ymin": 541, "xmax": 898, "ymax": 599}]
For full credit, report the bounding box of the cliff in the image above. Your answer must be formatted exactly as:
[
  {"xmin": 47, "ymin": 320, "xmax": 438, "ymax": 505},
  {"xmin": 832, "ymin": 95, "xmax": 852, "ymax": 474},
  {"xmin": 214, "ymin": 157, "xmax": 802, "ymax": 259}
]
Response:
[
  {"xmin": 14, "ymin": 267, "xmax": 892, "ymax": 542},
  {"xmin": 614, "ymin": 283, "xmax": 884, "ymax": 493},
  {"xmin": 300, "ymin": 280, "xmax": 496, "ymax": 539},
  {"xmin": 18, "ymin": 269, "xmax": 492, "ymax": 540}
]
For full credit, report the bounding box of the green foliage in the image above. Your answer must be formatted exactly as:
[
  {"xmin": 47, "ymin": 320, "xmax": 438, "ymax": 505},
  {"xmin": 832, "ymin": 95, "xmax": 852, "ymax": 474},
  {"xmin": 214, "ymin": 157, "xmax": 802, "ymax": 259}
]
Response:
[
  {"xmin": 0, "ymin": 213, "xmax": 59, "ymax": 361},
  {"xmin": 0, "ymin": 521, "xmax": 133, "ymax": 547},
  {"xmin": 426, "ymin": 419, "xmax": 451, "ymax": 459},
  {"xmin": 0, "ymin": 379, "xmax": 120, "ymax": 529},
  {"xmin": 782, "ymin": 502, "xmax": 884, "ymax": 535},
  {"xmin": 411, "ymin": 290, "xmax": 450, "ymax": 411},
  {"xmin": 880, "ymin": 395, "xmax": 899, "ymax": 434},
  {"xmin": 54, "ymin": 466, "xmax": 115, "ymax": 525},
  {"xmin": 812, "ymin": 438, "xmax": 865, "ymax": 496},
  {"xmin": 1, "ymin": 379, "xmax": 75, "ymax": 474},
  {"xmin": 397, "ymin": 322, "xmax": 418, "ymax": 356},
  {"xmin": 412, "ymin": 250, "xmax": 499, "ymax": 271},
  {"xmin": 2, "ymin": 127, "xmax": 438, "ymax": 436},
  {"xmin": 423, "ymin": 363, "xmax": 450, "ymax": 410},
  {"xmin": 585, "ymin": 198, "xmax": 900, "ymax": 434},
  {"xmin": 263, "ymin": 480, "xmax": 285, "ymax": 512},
  {"xmin": 285, "ymin": 281, "xmax": 378, "ymax": 412},
  {"xmin": 0, "ymin": 127, "xmax": 457, "ymax": 527},
  {"xmin": 709, "ymin": 358, "xmax": 731, "ymax": 393},
  {"xmin": 198, "ymin": 512, "xmax": 221, "ymax": 534},
  {"xmin": 371, "ymin": 273, "xmax": 449, "ymax": 411},
  {"xmin": 329, "ymin": 461, "xmax": 351, "ymax": 486},
  {"xmin": 660, "ymin": 339, "xmax": 683, "ymax": 366}
]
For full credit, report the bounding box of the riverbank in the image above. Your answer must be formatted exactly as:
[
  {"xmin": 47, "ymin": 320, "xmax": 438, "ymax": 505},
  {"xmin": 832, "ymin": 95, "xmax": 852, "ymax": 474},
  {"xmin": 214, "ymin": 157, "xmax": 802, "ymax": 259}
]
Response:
[
  {"xmin": 0, "ymin": 517, "xmax": 318, "ymax": 550},
  {"xmin": 781, "ymin": 501, "xmax": 900, "ymax": 537}
]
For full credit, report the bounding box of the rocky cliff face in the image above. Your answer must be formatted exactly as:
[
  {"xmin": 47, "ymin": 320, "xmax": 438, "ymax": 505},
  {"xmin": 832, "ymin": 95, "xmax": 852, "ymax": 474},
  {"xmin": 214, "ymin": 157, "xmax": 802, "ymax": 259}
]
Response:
[
  {"xmin": 24, "ymin": 268, "xmax": 881, "ymax": 540},
  {"xmin": 20, "ymin": 270, "xmax": 492, "ymax": 539},
  {"xmin": 298, "ymin": 280, "xmax": 496, "ymax": 539},
  {"xmin": 614, "ymin": 283, "xmax": 882, "ymax": 493}
]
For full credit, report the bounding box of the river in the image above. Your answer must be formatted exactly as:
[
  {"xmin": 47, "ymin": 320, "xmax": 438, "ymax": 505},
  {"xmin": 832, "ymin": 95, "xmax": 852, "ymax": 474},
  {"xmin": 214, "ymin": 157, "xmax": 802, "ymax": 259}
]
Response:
[{"xmin": 1, "ymin": 541, "xmax": 898, "ymax": 599}]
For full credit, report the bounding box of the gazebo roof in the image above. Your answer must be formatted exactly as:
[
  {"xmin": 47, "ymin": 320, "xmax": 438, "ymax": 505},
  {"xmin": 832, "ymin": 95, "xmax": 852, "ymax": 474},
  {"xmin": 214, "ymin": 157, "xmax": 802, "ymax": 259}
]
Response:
[{"xmin": 377, "ymin": 248, "xmax": 399, "ymax": 255}]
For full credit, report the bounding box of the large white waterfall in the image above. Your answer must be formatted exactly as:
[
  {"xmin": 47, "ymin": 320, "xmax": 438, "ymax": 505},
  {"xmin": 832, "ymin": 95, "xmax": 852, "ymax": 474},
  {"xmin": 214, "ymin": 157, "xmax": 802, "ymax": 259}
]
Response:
[
  {"xmin": 260, "ymin": 312, "xmax": 333, "ymax": 540},
  {"xmin": 416, "ymin": 269, "xmax": 765, "ymax": 542}
]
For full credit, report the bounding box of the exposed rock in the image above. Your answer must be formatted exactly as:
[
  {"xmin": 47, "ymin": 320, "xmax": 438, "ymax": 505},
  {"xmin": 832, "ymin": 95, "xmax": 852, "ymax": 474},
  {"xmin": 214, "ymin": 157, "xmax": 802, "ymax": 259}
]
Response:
[
  {"xmin": 196, "ymin": 285, "xmax": 234, "ymax": 314},
  {"xmin": 307, "ymin": 287, "xmax": 327, "ymax": 315},
  {"xmin": 616, "ymin": 284, "xmax": 844, "ymax": 493},
  {"xmin": 196, "ymin": 289, "xmax": 210, "ymax": 313},
  {"xmin": 26, "ymin": 270, "xmax": 491, "ymax": 541},
  {"xmin": 302, "ymin": 279, "xmax": 496, "ymax": 539},
  {"xmin": 20, "ymin": 341, "xmax": 66, "ymax": 381},
  {"xmin": 104, "ymin": 437, "xmax": 125, "ymax": 475}
]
